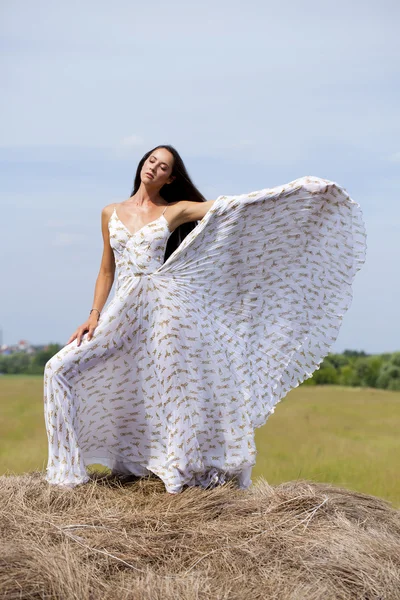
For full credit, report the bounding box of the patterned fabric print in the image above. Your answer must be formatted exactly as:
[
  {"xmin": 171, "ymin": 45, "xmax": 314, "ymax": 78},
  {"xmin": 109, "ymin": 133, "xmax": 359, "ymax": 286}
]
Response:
[{"xmin": 44, "ymin": 176, "xmax": 367, "ymax": 493}]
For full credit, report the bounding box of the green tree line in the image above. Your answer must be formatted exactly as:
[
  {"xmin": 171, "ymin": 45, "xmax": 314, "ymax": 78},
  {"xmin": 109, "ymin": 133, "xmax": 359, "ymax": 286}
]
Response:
[
  {"xmin": 301, "ymin": 350, "xmax": 400, "ymax": 391},
  {"xmin": 0, "ymin": 345, "xmax": 62, "ymax": 376},
  {"xmin": 1, "ymin": 346, "xmax": 400, "ymax": 391}
]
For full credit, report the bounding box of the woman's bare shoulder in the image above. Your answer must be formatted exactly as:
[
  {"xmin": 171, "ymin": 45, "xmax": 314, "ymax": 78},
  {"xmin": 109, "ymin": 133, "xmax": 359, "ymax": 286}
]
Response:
[{"xmin": 101, "ymin": 202, "xmax": 118, "ymax": 219}]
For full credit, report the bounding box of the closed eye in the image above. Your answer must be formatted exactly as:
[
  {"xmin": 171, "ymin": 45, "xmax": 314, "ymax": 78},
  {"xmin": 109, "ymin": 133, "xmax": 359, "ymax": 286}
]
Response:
[{"xmin": 150, "ymin": 156, "xmax": 169, "ymax": 169}]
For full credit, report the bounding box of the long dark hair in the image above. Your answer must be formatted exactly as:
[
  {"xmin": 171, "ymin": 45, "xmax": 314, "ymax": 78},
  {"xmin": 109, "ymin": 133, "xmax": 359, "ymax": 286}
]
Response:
[{"xmin": 130, "ymin": 144, "xmax": 207, "ymax": 261}]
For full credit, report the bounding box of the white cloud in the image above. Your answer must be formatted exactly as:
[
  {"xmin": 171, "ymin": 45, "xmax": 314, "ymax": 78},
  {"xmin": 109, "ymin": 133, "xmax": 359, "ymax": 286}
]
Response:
[
  {"xmin": 51, "ymin": 232, "xmax": 87, "ymax": 246},
  {"xmin": 45, "ymin": 220, "xmax": 80, "ymax": 228},
  {"xmin": 387, "ymin": 152, "xmax": 400, "ymax": 163},
  {"xmin": 109, "ymin": 135, "xmax": 147, "ymax": 159},
  {"xmin": 119, "ymin": 135, "xmax": 144, "ymax": 148}
]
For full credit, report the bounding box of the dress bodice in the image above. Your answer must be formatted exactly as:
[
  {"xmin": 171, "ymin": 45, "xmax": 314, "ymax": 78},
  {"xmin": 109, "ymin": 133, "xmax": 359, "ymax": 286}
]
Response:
[{"xmin": 108, "ymin": 206, "xmax": 173, "ymax": 283}]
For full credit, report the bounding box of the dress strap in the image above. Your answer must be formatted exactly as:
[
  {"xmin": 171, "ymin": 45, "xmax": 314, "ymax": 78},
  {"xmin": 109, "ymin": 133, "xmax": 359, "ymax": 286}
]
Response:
[{"xmin": 162, "ymin": 205, "xmax": 168, "ymax": 216}]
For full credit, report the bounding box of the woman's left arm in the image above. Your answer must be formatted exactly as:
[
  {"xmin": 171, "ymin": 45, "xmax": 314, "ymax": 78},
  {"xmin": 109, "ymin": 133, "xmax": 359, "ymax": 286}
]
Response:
[{"xmin": 181, "ymin": 199, "xmax": 216, "ymax": 224}]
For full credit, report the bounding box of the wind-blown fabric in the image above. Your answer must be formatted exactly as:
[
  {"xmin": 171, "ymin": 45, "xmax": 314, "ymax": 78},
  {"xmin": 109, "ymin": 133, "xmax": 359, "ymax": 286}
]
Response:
[{"xmin": 44, "ymin": 175, "xmax": 367, "ymax": 493}]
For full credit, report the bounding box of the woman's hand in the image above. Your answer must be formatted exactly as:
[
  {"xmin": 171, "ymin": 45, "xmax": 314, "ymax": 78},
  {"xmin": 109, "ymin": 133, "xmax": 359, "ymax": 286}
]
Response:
[{"xmin": 67, "ymin": 314, "xmax": 100, "ymax": 346}]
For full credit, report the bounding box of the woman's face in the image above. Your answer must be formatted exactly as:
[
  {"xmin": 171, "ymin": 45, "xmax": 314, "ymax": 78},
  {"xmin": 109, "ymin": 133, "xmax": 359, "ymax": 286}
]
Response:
[{"xmin": 141, "ymin": 148, "xmax": 175, "ymax": 188}]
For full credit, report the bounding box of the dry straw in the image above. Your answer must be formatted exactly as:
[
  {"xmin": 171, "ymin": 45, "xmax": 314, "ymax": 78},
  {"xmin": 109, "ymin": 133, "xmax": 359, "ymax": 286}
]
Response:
[{"xmin": 1, "ymin": 471, "xmax": 399, "ymax": 599}]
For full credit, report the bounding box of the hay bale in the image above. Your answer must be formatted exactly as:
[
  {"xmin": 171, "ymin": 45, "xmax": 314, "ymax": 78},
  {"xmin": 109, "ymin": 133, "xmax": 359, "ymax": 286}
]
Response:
[{"xmin": 0, "ymin": 472, "xmax": 399, "ymax": 599}]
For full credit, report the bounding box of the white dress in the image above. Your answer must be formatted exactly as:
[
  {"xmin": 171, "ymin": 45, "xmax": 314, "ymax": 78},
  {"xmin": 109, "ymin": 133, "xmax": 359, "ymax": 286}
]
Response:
[{"xmin": 44, "ymin": 175, "xmax": 367, "ymax": 493}]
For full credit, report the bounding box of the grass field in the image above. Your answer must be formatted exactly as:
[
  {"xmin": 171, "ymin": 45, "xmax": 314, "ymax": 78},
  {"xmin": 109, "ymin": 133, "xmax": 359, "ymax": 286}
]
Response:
[{"xmin": 1, "ymin": 375, "xmax": 399, "ymax": 507}]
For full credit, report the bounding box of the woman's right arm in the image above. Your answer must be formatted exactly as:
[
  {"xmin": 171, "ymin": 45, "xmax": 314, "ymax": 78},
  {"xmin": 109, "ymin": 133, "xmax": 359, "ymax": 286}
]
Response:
[{"xmin": 67, "ymin": 205, "xmax": 115, "ymax": 346}]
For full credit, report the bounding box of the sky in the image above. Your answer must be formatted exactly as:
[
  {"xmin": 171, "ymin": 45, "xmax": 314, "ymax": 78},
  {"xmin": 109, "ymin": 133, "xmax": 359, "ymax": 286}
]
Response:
[{"xmin": 0, "ymin": 0, "xmax": 399, "ymax": 353}]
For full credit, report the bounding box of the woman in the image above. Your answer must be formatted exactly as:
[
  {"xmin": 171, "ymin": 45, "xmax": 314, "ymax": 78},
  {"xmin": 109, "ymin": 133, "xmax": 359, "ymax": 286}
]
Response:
[{"xmin": 44, "ymin": 144, "xmax": 367, "ymax": 494}]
